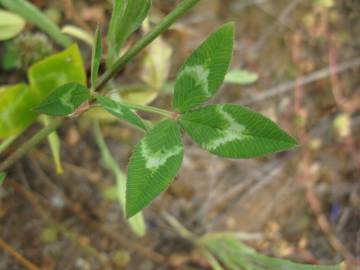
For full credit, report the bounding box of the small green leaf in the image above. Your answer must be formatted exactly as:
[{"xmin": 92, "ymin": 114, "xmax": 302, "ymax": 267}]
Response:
[
  {"xmin": 35, "ymin": 83, "xmax": 90, "ymax": 116},
  {"xmin": 0, "ymin": 9, "xmax": 25, "ymax": 41},
  {"xmin": 180, "ymin": 104, "xmax": 297, "ymax": 159},
  {"xmin": 96, "ymin": 95, "xmax": 147, "ymax": 131},
  {"xmin": 0, "ymin": 0, "xmax": 71, "ymax": 47},
  {"xmin": 225, "ymin": 69, "xmax": 259, "ymax": 85},
  {"xmin": 173, "ymin": 23, "xmax": 234, "ymax": 113},
  {"xmin": 0, "ymin": 172, "xmax": 6, "ymax": 185},
  {"xmin": 0, "ymin": 83, "xmax": 39, "ymax": 138},
  {"xmin": 107, "ymin": 0, "xmax": 151, "ymax": 66},
  {"xmin": 91, "ymin": 26, "xmax": 102, "ymax": 89},
  {"xmin": 126, "ymin": 120, "xmax": 183, "ymax": 218}
]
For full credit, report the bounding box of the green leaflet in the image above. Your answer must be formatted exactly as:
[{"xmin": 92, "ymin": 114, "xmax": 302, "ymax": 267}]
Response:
[
  {"xmin": 96, "ymin": 95, "xmax": 147, "ymax": 131},
  {"xmin": 180, "ymin": 104, "xmax": 297, "ymax": 159},
  {"xmin": 126, "ymin": 120, "xmax": 183, "ymax": 218},
  {"xmin": 107, "ymin": 0, "xmax": 151, "ymax": 66},
  {"xmin": 225, "ymin": 69, "xmax": 259, "ymax": 85},
  {"xmin": 0, "ymin": 0, "xmax": 71, "ymax": 48},
  {"xmin": 0, "ymin": 172, "xmax": 6, "ymax": 185},
  {"xmin": 93, "ymin": 122, "xmax": 146, "ymax": 237},
  {"xmin": 200, "ymin": 233, "xmax": 340, "ymax": 270},
  {"xmin": 0, "ymin": 83, "xmax": 39, "ymax": 138},
  {"xmin": 173, "ymin": 23, "xmax": 234, "ymax": 113},
  {"xmin": 28, "ymin": 44, "xmax": 86, "ymax": 99},
  {"xmin": 0, "ymin": 9, "xmax": 25, "ymax": 41},
  {"xmin": 91, "ymin": 26, "xmax": 102, "ymax": 89},
  {"xmin": 35, "ymin": 83, "xmax": 91, "ymax": 116}
]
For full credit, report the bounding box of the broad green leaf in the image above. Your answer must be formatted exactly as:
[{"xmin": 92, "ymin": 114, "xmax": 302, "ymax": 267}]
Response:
[
  {"xmin": 91, "ymin": 26, "xmax": 102, "ymax": 89},
  {"xmin": 96, "ymin": 95, "xmax": 147, "ymax": 131},
  {"xmin": 61, "ymin": 25, "xmax": 94, "ymax": 46},
  {"xmin": 41, "ymin": 116, "xmax": 63, "ymax": 174},
  {"xmin": 0, "ymin": 45, "xmax": 86, "ymax": 138},
  {"xmin": 35, "ymin": 83, "xmax": 90, "ymax": 116},
  {"xmin": 173, "ymin": 23, "xmax": 234, "ymax": 113},
  {"xmin": 200, "ymin": 233, "xmax": 340, "ymax": 270},
  {"xmin": 93, "ymin": 122, "xmax": 146, "ymax": 237},
  {"xmin": 180, "ymin": 104, "xmax": 297, "ymax": 159},
  {"xmin": 0, "ymin": 0, "xmax": 71, "ymax": 47},
  {"xmin": 0, "ymin": 83, "xmax": 39, "ymax": 138},
  {"xmin": 126, "ymin": 120, "xmax": 183, "ymax": 218},
  {"xmin": 0, "ymin": 172, "xmax": 6, "ymax": 185},
  {"xmin": 107, "ymin": 0, "xmax": 151, "ymax": 66},
  {"xmin": 225, "ymin": 69, "xmax": 259, "ymax": 85},
  {"xmin": 0, "ymin": 9, "xmax": 25, "ymax": 41},
  {"xmin": 28, "ymin": 44, "xmax": 86, "ymax": 100}
]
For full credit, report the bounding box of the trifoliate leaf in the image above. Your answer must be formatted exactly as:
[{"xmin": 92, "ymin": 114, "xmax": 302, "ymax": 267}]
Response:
[
  {"xmin": 180, "ymin": 104, "xmax": 297, "ymax": 159},
  {"xmin": 34, "ymin": 83, "xmax": 90, "ymax": 116},
  {"xmin": 96, "ymin": 95, "xmax": 147, "ymax": 131},
  {"xmin": 0, "ymin": 9, "xmax": 25, "ymax": 41},
  {"xmin": 91, "ymin": 26, "xmax": 102, "ymax": 88},
  {"xmin": 107, "ymin": 0, "xmax": 151, "ymax": 66},
  {"xmin": 126, "ymin": 120, "xmax": 183, "ymax": 218},
  {"xmin": 173, "ymin": 23, "xmax": 234, "ymax": 113}
]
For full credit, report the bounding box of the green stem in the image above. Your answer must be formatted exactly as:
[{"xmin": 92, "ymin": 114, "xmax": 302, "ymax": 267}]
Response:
[
  {"xmin": 0, "ymin": 136, "xmax": 18, "ymax": 155},
  {"xmin": 95, "ymin": 0, "xmax": 201, "ymax": 92},
  {"xmin": 0, "ymin": 119, "xmax": 62, "ymax": 171},
  {"xmin": 0, "ymin": 0, "xmax": 201, "ymax": 171},
  {"xmin": 119, "ymin": 101, "xmax": 173, "ymax": 118}
]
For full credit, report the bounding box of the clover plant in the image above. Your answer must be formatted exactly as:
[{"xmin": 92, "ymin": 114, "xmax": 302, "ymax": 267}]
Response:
[
  {"xmin": 33, "ymin": 22, "xmax": 297, "ymax": 218},
  {"xmin": 0, "ymin": 0, "xmax": 342, "ymax": 268}
]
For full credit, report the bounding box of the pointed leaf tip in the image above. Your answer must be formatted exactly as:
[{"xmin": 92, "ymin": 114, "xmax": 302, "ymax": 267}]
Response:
[
  {"xmin": 180, "ymin": 104, "xmax": 297, "ymax": 159},
  {"xmin": 173, "ymin": 23, "xmax": 234, "ymax": 113},
  {"xmin": 126, "ymin": 120, "xmax": 183, "ymax": 218}
]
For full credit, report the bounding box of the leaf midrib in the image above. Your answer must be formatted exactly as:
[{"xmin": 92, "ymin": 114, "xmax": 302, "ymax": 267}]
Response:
[{"xmin": 180, "ymin": 118, "xmax": 295, "ymax": 145}]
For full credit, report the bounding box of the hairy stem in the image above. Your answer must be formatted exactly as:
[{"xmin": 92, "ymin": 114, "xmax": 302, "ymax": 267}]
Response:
[{"xmin": 0, "ymin": 0, "xmax": 201, "ymax": 171}]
